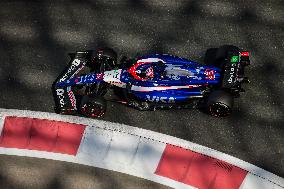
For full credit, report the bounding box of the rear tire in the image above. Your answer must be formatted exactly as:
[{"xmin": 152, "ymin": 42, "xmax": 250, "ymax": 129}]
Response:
[
  {"xmin": 207, "ymin": 90, "xmax": 233, "ymax": 117},
  {"xmin": 80, "ymin": 95, "xmax": 107, "ymax": 118}
]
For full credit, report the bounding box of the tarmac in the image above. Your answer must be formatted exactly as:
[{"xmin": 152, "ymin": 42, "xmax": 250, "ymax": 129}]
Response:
[{"xmin": 0, "ymin": 0, "xmax": 283, "ymax": 188}]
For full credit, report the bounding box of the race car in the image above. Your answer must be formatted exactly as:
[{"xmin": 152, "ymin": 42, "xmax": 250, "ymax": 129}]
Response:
[{"xmin": 52, "ymin": 46, "xmax": 250, "ymax": 118}]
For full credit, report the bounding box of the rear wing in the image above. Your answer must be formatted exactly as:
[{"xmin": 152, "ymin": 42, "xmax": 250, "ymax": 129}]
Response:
[{"xmin": 222, "ymin": 50, "xmax": 250, "ymax": 94}]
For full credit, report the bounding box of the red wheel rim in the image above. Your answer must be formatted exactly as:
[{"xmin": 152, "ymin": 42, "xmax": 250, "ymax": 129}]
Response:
[{"xmin": 81, "ymin": 103, "xmax": 105, "ymax": 118}]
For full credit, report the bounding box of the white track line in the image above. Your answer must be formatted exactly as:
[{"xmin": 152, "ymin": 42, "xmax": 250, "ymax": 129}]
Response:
[
  {"xmin": 0, "ymin": 108, "xmax": 283, "ymax": 189},
  {"xmin": 0, "ymin": 115, "xmax": 5, "ymax": 136}
]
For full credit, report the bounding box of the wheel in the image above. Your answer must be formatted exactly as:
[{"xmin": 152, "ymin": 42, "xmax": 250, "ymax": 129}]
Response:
[
  {"xmin": 207, "ymin": 90, "xmax": 233, "ymax": 117},
  {"xmin": 80, "ymin": 95, "xmax": 107, "ymax": 118}
]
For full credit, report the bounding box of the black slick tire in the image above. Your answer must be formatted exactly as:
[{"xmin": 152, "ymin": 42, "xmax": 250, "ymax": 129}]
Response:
[
  {"xmin": 207, "ymin": 90, "xmax": 234, "ymax": 117},
  {"xmin": 80, "ymin": 95, "xmax": 107, "ymax": 118}
]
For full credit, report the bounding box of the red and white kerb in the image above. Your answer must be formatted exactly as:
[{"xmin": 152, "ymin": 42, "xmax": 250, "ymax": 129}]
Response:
[{"xmin": 0, "ymin": 112, "xmax": 282, "ymax": 189}]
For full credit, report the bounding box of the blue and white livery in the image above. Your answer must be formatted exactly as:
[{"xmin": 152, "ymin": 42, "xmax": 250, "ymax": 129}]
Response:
[{"xmin": 54, "ymin": 46, "xmax": 250, "ymax": 117}]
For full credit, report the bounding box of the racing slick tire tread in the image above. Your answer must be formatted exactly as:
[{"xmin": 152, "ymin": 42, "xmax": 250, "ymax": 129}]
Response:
[
  {"xmin": 207, "ymin": 90, "xmax": 234, "ymax": 117},
  {"xmin": 80, "ymin": 95, "xmax": 107, "ymax": 118}
]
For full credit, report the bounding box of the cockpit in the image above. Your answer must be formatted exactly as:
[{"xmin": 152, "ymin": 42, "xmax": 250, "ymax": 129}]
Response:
[{"xmin": 128, "ymin": 61, "xmax": 166, "ymax": 81}]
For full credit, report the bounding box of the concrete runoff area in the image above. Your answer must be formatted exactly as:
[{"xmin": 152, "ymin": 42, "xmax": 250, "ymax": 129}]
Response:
[{"xmin": 0, "ymin": 0, "xmax": 283, "ymax": 188}]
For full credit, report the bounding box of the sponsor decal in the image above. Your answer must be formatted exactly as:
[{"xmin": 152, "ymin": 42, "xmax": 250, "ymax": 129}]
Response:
[
  {"xmin": 113, "ymin": 69, "xmax": 121, "ymax": 79},
  {"xmin": 205, "ymin": 69, "xmax": 215, "ymax": 80},
  {"xmin": 77, "ymin": 73, "xmax": 99, "ymax": 84},
  {"xmin": 228, "ymin": 66, "xmax": 235, "ymax": 84},
  {"xmin": 146, "ymin": 95, "xmax": 175, "ymax": 103},
  {"xmin": 228, "ymin": 56, "xmax": 238, "ymax": 84},
  {"xmin": 67, "ymin": 88, "xmax": 76, "ymax": 109},
  {"xmin": 145, "ymin": 66, "xmax": 154, "ymax": 78},
  {"xmin": 168, "ymin": 74, "xmax": 180, "ymax": 80},
  {"xmin": 103, "ymin": 69, "xmax": 122, "ymax": 83},
  {"xmin": 59, "ymin": 59, "xmax": 82, "ymax": 82},
  {"xmin": 241, "ymin": 51, "xmax": 249, "ymax": 56},
  {"xmin": 230, "ymin": 55, "xmax": 239, "ymax": 63},
  {"xmin": 56, "ymin": 89, "xmax": 65, "ymax": 107},
  {"xmin": 96, "ymin": 73, "xmax": 104, "ymax": 80}
]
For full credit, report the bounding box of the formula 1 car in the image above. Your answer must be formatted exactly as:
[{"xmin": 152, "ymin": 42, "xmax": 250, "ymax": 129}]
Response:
[{"xmin": 53, "ymin": 46, "xmax": 250, "ymax": 118}]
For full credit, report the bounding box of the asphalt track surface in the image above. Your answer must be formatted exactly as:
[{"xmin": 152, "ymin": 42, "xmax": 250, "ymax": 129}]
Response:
[
  {"xmin": 0, "ymin": 154, "xmax": 171, "ymax": 189},
  {"xmin": 0, "ymin": 0, "xmax": 283, "ymax": 188}
]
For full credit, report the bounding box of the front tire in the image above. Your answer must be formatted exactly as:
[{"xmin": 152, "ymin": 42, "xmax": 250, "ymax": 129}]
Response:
[
  {"xmin": 80, "ymin": 95, "xmax": 107, "ymax": 118},
  {"xmin": 207, "ymin": 90, "xmax": 233, "ymax": 117}
]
